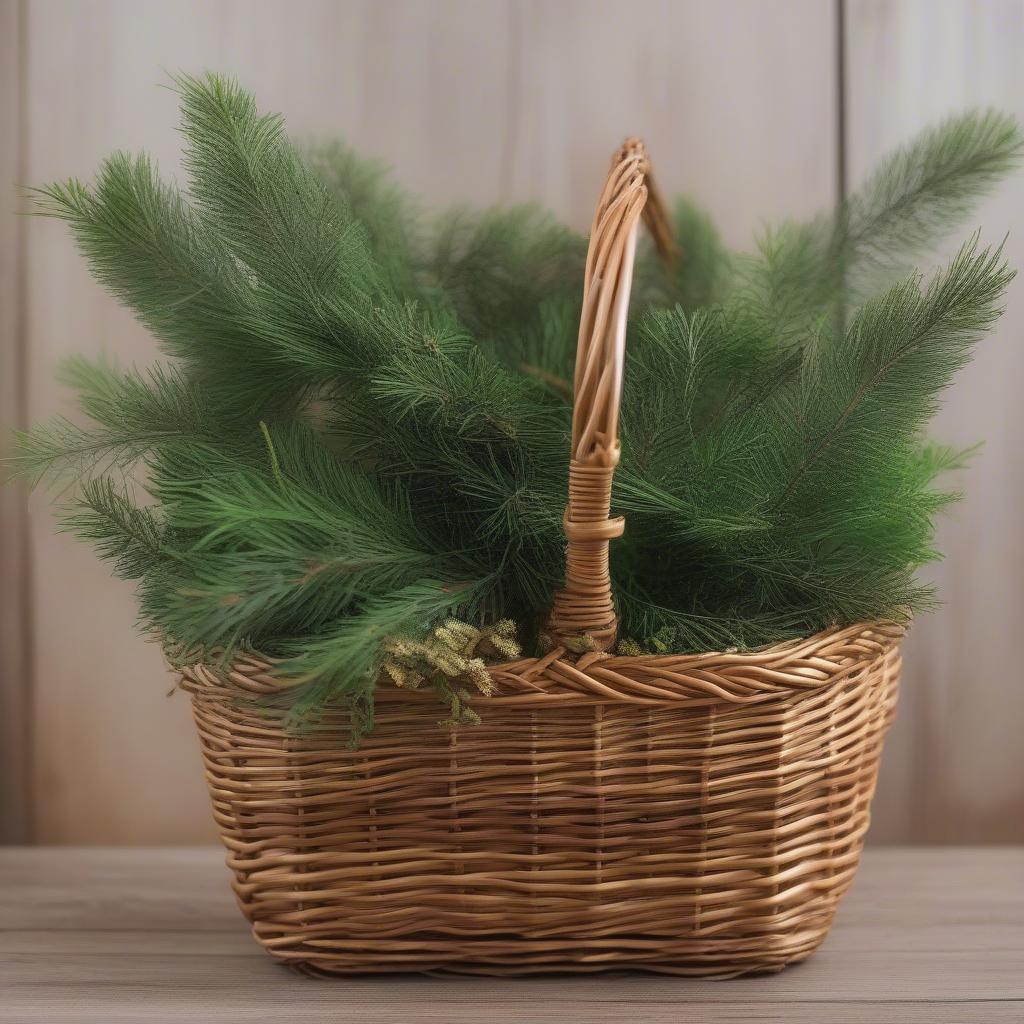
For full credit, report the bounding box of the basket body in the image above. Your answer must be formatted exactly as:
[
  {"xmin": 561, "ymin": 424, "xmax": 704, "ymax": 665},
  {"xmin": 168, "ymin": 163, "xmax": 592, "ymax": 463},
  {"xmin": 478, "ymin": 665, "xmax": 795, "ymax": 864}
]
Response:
[{"xmin": 185, "ymin": 623, "xmax": 900, "ymax": 976}]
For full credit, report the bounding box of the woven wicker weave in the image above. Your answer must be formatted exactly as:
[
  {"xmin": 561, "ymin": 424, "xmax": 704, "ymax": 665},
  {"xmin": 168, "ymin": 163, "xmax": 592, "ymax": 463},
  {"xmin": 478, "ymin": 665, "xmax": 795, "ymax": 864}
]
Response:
[{"xmin": 182, "ymin": 140, "xmax": 903, "ymax": 977}]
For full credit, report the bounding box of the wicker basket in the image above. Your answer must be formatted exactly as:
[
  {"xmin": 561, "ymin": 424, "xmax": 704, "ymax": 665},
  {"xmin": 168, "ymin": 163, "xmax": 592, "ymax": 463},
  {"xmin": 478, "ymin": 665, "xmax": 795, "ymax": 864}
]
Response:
[{"xmin": 181, "ymin": 140, "xmax": 902, "ymax": 977}]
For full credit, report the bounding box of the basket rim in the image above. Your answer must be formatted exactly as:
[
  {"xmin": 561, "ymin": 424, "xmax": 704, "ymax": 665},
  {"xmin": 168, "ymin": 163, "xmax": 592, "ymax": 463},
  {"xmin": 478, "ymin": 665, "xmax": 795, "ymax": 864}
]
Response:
[{"xmin": 179, "ymin": 620, "xmax": 904, "ymax": 709}]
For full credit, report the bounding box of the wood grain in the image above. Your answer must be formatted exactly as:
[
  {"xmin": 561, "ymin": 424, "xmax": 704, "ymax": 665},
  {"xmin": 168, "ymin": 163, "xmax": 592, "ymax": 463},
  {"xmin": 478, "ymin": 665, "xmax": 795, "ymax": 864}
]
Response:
[
  {"xmin": 0, "ymin": 848, "xmax": 1020, "ymax": 1022},
  {"xmin": 845, "ymin": 0, "xmax": 1024, "ymax": 843},
  {"xmin": 0, "ymin": 0, "xmax": 30, "ymax": 843},
  {"xmin": 17, "ymin": 0, "xmax": 838, "ymax": 843},
  {"xmin": 9, "ymin": 0, "xmax": 1024, "ymax": 848}
]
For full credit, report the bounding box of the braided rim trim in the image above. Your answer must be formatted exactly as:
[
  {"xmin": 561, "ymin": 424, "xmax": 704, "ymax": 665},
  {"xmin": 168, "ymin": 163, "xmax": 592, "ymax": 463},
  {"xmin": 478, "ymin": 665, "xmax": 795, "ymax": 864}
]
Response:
[{"xmin": 179, "ymin": 621, "xmax": 904, "ymax": 709}]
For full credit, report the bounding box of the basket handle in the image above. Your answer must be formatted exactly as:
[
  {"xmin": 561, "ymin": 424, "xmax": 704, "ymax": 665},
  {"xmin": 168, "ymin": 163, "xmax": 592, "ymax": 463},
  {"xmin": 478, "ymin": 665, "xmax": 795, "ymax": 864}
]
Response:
[{"xmin": 547, "ymin": 139, "xmax": 675, "ymax": 652}]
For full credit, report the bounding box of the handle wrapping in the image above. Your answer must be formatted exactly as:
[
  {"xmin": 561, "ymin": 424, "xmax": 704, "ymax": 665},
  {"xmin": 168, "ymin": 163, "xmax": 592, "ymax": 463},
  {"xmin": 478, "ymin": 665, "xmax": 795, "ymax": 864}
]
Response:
[{"xmin": 547, "ymin": 139, "xmax": 673, "ymax": 651}]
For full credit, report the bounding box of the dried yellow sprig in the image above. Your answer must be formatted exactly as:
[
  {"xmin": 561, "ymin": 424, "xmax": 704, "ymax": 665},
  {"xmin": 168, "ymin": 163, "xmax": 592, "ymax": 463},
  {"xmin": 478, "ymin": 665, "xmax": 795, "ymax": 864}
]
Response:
[{"xmin": 379, "ymin": 618, "xmax": 523, "ymax": 727}]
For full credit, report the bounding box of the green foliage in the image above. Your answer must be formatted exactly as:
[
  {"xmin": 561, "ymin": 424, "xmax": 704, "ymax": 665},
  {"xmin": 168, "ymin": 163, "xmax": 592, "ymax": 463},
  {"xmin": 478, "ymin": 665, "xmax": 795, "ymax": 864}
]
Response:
[
  {"xmin": 734, "ymin": 109, "xmax": 1022, "ymax": 344},
  {"xmin": 616, "ymin": 236, "xmax": 1011, "ymax": 651},
  {"xmin": 12, "ymin": 357, "xmax": 222, "ymax": 487},
  {"xmin": 634, "ymin": 196, "xmax": 731, "ymax": 312},
  {"xmin": 7, "ymin": 74, "xmax": 1020, "ymax": 738},
  {"xmin": 424, "ymin": 205, "xmax": 585, "ymax": 369},
  {"xmin": 305, "ymin": 139, "xmax": 420, "ymax": 294}
]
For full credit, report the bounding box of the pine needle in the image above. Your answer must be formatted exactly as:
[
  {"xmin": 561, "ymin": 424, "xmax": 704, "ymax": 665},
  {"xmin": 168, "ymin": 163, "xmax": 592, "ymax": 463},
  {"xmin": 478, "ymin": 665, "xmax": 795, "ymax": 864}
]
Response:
[{"xmin": 11, "ymin": 76, "xmax": 1021, "ymax": 736}]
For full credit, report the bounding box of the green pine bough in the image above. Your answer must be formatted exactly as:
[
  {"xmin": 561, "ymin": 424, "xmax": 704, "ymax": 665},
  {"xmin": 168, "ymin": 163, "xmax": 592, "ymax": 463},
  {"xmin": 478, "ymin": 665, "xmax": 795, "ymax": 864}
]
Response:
[{"xmin": 7, "ymin": 73, "xmax": 1021, "ymax": 739}]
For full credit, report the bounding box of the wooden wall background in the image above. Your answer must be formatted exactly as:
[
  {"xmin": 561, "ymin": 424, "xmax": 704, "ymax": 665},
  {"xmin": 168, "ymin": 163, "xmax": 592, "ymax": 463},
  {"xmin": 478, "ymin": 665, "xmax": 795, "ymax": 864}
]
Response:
[{"xmin": 0, "ymin": 0, "xmax": 1020, "ymax": 844}]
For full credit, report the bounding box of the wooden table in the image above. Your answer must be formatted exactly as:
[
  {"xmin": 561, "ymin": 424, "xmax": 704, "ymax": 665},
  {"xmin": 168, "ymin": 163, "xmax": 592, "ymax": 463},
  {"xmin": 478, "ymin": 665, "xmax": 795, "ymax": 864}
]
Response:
[{"xmin": 1, "ymin": 847, "xmax": 1021, "ymax": 1022}]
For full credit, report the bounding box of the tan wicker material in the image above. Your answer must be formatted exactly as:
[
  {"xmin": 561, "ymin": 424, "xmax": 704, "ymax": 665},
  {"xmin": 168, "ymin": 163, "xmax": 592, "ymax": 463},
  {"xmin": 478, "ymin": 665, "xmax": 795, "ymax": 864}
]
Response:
[{"xmin": 182, "ymin": 140, "xmax": 903, "ymax": 977}]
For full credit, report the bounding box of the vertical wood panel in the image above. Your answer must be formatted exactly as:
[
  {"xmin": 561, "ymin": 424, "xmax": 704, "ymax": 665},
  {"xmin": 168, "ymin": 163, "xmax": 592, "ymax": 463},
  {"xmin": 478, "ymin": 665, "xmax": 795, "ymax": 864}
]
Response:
[
  {"xmin": 0, "ymin": 0, "xmax": 31, "ymax": 842},
  {"xmin": 846, "ymin": 0, "xmax": 1024, "ymax": 843},
  {"xmin": 21, "ymin": 0, "xmax": 836, "ymax": 841},
  {"xmin": 508, "ymin": 0, "xmax": 838, "ymax": 245}
]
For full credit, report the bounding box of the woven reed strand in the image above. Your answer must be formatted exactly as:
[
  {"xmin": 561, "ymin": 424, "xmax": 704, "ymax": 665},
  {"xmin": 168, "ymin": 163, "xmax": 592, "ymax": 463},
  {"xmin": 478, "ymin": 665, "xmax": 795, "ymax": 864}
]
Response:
[{"xmin": 182, "ymin": 622, "xmax": 901, "ymax": 976}]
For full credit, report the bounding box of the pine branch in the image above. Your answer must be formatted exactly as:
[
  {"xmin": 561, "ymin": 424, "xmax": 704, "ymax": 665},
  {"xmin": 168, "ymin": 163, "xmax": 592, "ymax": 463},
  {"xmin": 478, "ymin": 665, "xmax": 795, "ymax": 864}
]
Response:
[
  {"xmin": 734, "ymin": 109, "xmax": 1024, "ymax": 340},
  {"xmin": 61, "ymin": 478, "xmax": 171, "ymax": 582},
  {"xmin": 777, "ymin": 237, "xmax": 1012, "ymax": 504},
  {"xmin": 846, "ymin": 109, "xmax": 1024, "ymax": 272},
  {"xmin": 269, "ymin": 576, "xmax": 494, "ymax": 739},
  {"xmin": 12, "ymin": 74, "xmax": 1020, "ymax": 734},
  {"xmin": 8, "ymin": 358, "xmax": 222, "ymax": 486},
  {"xmin": 306, "ymin": 139, "xmax": 420, "ymax": 293},
  {"xmin": 175, "ymin": 72, "xmax": 376, "ymax": 311},
  {"xmin": 633, "ymin": 196, "xmax": 730, "ymax": 312},
  {"xmin": 424, "ymin": 204, "xmax": 585, "ymax": 364},
  {"xmin": 31, "ymin": 153, "xmax": 252, "ymax": 362}
]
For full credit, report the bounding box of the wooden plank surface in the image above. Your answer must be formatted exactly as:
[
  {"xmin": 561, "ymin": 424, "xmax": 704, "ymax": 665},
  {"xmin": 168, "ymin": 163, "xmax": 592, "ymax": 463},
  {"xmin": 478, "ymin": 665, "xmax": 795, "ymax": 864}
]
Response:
[
  {"xmin": 0, "ymin": 847, "xmax": 1021, "ymax": 1022},
  {"xmin": 845, "ymin": 0, "xmax": 1024, "ymax": 843},
  {"xmin": 9, "ymin": 0, "xmax": 1024, "ymax": 848},
  {"xmin": 0, "ymin": 0, "xmax": 31, "ymax": 843},
  {"xmin": 18, "ymin": 0, "xmax": 838, "ymax": 843}
]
